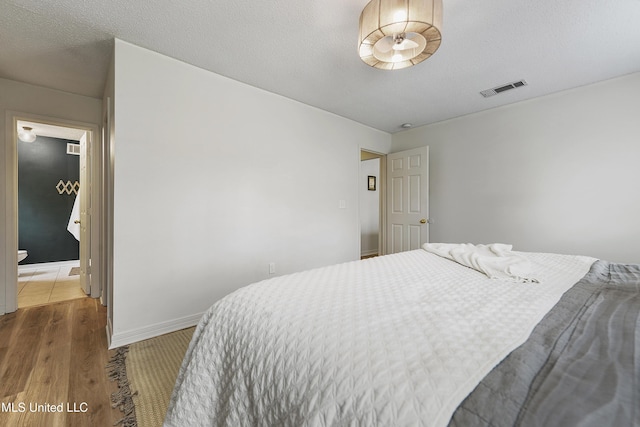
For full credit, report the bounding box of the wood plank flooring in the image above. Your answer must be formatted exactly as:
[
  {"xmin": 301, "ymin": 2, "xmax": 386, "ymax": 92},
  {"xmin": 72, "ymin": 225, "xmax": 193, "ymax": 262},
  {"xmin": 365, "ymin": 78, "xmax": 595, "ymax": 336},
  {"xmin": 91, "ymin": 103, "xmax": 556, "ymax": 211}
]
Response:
[{"xmin": 0, "ymin": 298, "xmax": 121, "ymax": 426}]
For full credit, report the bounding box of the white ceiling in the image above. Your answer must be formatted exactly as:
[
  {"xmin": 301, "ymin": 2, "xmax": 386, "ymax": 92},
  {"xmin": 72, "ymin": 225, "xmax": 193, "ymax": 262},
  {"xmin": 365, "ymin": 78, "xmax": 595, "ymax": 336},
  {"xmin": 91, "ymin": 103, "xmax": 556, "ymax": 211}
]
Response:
[
  {"xmin": 17, "ymin": 120, "xmax": 85, "ymax": 141},
  {"xmin": 2, "ymin": 0, "xmax": 639, "ymax": 133}
]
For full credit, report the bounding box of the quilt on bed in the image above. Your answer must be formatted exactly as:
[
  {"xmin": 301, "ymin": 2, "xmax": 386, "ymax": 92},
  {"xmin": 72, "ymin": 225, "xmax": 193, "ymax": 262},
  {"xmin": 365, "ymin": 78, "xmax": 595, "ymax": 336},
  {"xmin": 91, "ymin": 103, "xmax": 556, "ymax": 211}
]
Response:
[
  {"xmin": 164, "ymin": 249, "xmax": 594, "ymax": 427},
  {"xmin": 449, "ymin": 260, "xmax": 640, "ymax": 427}
]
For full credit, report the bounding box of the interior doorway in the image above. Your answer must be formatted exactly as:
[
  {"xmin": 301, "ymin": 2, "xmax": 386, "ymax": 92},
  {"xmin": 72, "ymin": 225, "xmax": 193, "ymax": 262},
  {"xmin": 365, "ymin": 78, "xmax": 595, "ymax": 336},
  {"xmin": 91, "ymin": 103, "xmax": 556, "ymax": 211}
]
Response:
[
  {"xmin": 360, "ymin": 150, "xmax": 386, "ymax": 259},
  {"xmin": 16, "ymin": 120, "xmax": 86, "ymax": 308},
  {"xmin": 5, "ymin": 113, "xmax": 102, "ymax": 313}
]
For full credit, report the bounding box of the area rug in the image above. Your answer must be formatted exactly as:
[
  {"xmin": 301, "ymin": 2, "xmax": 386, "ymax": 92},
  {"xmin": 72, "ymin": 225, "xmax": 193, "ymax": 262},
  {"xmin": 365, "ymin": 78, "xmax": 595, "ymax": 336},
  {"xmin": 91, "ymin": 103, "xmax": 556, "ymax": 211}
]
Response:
[{"xmin": 108, "ymin": 327, "xmax": 195, "ymax": 427}]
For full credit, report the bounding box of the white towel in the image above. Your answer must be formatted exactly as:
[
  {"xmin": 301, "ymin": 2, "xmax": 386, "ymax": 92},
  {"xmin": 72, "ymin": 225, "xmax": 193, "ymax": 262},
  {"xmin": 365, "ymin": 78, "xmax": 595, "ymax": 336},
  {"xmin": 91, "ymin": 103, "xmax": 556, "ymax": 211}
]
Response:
[
  {"xmin": 422, "ymin": 243, "xmax": 539, "ymax": 283},
  {"xmin": 67, "ymin": 190, "xmax": 81, "ymax": 241}
]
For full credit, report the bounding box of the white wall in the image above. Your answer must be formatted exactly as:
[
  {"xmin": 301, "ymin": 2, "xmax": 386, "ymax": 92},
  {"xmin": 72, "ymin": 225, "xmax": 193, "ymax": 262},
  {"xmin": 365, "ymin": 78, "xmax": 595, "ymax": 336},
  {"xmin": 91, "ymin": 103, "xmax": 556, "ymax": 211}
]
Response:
[
  {"xmin": 103, "ymin": 52, "xmax": 116, "ymax": 337},
  {"xmin": 0, "ymin": 78, "xmax": 101, "ymax": 314},
  {"xmin": 110, "ymin": 40, "xmax": 391, "ymax": 345},
  {"xmin": 360, "ymin": 158, "xmax": 380, "ymax": 256},
  {"xmin": 392, "ymin": 72, "xmax": 640, "ymax": 264}
]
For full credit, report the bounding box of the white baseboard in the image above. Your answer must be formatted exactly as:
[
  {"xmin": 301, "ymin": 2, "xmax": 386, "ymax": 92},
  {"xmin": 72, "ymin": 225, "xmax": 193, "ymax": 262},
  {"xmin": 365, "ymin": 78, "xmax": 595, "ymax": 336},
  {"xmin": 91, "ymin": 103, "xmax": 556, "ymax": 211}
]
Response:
[
  {"xmin": 108, "ymin": 311, "xmax": 204, "ymax": 349},
  {"xmin": 19, "ymin": 260, "xmax": 79, "ymax": 272}
]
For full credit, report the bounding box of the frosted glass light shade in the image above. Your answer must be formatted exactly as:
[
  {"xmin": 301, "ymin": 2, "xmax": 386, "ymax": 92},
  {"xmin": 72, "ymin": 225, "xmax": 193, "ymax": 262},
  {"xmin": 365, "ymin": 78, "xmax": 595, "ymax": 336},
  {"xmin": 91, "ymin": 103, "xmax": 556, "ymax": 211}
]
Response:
[
  {"xmin": 18, "ymin": 126, "xmax": 36, "ymax": 143},
  {"xmin": 358, "ymin": 0, "xmax": 442, "ymax": 70}
]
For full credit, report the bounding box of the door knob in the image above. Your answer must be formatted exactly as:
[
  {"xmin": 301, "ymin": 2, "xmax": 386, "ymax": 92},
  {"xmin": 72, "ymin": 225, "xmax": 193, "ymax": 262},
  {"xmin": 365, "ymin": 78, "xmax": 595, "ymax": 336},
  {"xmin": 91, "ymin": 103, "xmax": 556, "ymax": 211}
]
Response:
[
  {"xmin": 420, "ymin": 218, "xmax": 427, "ymax": 224},
  {"xmin": 74, "ymin": 220, "xmax": 81, "ymax": 224}
]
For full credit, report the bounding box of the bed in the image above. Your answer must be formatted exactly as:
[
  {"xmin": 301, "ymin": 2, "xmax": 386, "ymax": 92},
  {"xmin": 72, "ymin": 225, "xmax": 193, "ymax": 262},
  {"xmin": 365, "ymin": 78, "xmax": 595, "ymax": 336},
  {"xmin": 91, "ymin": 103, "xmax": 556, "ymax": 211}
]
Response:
[{"xmin": 164, "ymin": 244, "xmax": 639, "ymax": 427}]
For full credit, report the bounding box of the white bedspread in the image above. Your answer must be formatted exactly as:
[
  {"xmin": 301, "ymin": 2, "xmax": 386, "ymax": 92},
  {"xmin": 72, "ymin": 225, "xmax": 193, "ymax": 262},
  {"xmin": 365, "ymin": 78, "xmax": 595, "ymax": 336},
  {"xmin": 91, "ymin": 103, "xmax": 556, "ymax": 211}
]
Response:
[{"xmin": 165, "ymin": 250, "xmax": 595, "ymax": 427}]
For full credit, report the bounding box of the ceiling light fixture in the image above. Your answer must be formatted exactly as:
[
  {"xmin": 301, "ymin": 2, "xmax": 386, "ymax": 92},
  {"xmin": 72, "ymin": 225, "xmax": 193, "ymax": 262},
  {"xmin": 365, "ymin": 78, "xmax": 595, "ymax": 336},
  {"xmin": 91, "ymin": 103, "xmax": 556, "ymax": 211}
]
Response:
[
  {"xmin": 18, "ymin": 126, "xmax": 36, "ymax": 143},
  {"xmin": 358, "ymin": 0, "xmax": 442, "ymax": 70}
]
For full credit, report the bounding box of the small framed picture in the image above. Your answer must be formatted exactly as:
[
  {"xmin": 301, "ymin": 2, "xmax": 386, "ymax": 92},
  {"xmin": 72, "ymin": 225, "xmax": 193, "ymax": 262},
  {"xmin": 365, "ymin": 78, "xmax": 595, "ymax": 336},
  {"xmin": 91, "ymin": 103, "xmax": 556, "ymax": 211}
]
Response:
[{"xmin": 368, "ymin": 176, "xmax": 376, "ymax": 191}]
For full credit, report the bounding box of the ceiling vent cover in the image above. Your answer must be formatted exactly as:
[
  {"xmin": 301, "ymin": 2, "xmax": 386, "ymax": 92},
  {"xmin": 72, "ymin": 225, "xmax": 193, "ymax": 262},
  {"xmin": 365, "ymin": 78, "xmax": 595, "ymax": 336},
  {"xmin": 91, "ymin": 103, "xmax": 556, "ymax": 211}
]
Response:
[
  {"xmin": 67, "ymin": 143, "xmax": 80, "ymax": 155},
  {"xmin": 480, "ymin": 80, "xmax": 527, "ymax": 98}
]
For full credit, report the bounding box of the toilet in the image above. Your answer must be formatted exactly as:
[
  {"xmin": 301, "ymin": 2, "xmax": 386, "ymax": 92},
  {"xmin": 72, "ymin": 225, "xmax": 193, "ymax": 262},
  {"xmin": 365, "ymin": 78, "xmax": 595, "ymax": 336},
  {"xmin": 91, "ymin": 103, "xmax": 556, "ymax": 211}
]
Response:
[{"xmin": 18, "ymin": 250, "xmax": 28, "ymax": 263}]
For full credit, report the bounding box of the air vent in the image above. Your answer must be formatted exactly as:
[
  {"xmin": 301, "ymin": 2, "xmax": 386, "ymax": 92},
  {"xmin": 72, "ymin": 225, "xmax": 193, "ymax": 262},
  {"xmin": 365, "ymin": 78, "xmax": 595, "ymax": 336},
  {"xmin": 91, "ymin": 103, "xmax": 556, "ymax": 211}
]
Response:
[
  {"xmin": 480, "ymin": 80, "xmax": 527, "ymax": 98},
  {"xmin": 66, "ymin": 143, "xmax": 80, "ymax": 155}
]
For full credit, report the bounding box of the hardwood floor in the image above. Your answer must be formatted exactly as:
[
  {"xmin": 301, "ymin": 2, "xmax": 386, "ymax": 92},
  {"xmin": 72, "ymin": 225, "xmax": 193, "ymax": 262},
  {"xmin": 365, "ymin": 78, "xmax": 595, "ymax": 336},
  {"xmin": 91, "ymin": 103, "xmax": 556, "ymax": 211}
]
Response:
[{"xmin": 0, "ymin": 298, "xmax": 121, "ymax": 426}]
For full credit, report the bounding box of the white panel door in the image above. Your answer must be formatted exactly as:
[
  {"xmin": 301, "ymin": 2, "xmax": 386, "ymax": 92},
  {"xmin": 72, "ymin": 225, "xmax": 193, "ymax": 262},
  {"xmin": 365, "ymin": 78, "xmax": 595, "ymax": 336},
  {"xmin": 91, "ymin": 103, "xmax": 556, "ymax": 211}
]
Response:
[
  {"xmin": 79, "ymin": 132, "xmax": 91, "ymax": 294},
  {"xmin": 386, "ymin": 146, "xmax": 429, "ymax": 254}
]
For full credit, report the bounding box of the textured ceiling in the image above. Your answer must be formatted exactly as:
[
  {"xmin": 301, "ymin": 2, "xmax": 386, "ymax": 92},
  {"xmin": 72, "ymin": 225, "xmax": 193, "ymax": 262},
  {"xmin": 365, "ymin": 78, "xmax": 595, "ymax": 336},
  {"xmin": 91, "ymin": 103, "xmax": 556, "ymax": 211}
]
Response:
[{"xmin": 1, "ymin": 0, "xmax": 640, "ymax": 133}]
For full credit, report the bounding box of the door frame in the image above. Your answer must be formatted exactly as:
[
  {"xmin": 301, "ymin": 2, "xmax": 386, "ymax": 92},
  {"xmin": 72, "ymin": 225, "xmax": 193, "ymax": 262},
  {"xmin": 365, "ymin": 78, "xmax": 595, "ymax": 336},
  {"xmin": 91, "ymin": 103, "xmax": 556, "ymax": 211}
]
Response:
[
  {"xmin": 78, "ymin": 132, "xmax": 91, "ymax": 294},
  {"xmin": 359, "ymin": 149, "xmax": 387, "ymax": 257},
  {"xmin": 4, "ymin": 111, "xmax": 103, "ymax": 312}
]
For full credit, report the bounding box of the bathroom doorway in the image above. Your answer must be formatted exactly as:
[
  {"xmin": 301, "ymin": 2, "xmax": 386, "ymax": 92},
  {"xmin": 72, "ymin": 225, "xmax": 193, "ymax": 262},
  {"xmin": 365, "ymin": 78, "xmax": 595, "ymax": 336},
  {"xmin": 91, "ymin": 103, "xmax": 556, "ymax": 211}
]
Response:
[
  {"xmin": 17, "ymin": 120, "xmax": 87, "ymax": 308},
  {"xmin": 6, "ymin": 113, "xmax": 103, "ymax": 312}
]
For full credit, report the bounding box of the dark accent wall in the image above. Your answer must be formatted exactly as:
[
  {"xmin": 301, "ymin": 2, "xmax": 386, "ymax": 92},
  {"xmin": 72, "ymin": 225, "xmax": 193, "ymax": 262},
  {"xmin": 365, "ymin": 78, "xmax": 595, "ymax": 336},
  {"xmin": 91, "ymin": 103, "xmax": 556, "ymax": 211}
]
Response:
[{"xmin": 18, "ymin": 136, "xmax": 80, "ymax": 264}]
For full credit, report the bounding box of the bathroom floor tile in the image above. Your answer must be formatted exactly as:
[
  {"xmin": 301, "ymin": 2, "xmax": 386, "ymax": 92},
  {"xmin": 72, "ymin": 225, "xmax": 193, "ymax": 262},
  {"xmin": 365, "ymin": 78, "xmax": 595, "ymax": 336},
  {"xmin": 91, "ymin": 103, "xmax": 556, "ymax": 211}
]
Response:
[
  {"xmin": 17, "ymin": 263, "xmax": 87, "ymax": 309},
  {"xmin": 49, "ymin": 291, "xmax": 86, "ymax": 303},
  {"xmin": 17, "ymin": 281, "xmax": 28, "ymax": 294},
  {"xmin": 53, "ymin": 279, "xmax": 81, "ymax": 288},
  {"xmin": 18, "ymin": 296, "xmax": 50, "ymax": 308},
  {"xmin": 21, "ymin": 282, "xmax": 55, "ymax": 294}
]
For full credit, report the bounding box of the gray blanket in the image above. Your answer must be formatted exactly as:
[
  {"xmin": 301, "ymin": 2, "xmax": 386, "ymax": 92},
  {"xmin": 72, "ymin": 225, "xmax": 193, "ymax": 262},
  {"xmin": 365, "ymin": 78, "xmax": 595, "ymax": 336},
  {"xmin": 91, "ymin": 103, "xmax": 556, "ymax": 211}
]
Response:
[{"xmin": 448, "ymin": 260, "xmax": 640, "ymax": 427}]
